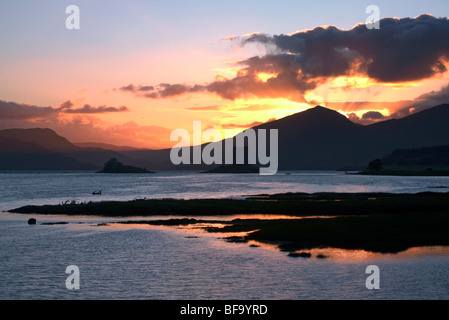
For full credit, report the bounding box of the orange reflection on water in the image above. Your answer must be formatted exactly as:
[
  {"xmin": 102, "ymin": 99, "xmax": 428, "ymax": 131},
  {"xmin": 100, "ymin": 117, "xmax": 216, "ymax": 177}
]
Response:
[
  {"xmin": 297, "ymin": 246, "xmax": 449, "ymax": 262},
  {"xmin": 101, "ymin": 222, "xmax": 176, "ymax": 231},
  {"xmin": 94, "ymin": 220, "xmax": 449, "ymax": 262},
  {"xmin": 208, "ymin": 214, "xmax": 337, "ymax": 220}
]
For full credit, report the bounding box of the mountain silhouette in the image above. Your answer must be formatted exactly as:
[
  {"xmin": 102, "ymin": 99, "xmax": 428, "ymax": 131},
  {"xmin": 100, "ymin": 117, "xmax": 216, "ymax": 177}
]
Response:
[
  {"xmin": 0, "ymin": 135, "xmax": 94, "ymax": 170},
  {"xmin": 0, "ymin": 128, "xmax": 145, "ymax": 170},
  {"xmin": 0, "ymin": 128, "xmax": 75, "ymax": 150},
  {"xmin": 1, "ymin": 104, "xmax": 449, "ymax": 170},
  {"xmin": 382, "ymin": 145, "xmax": 449, "ymax": 167},
  {"xmin": 254, "ymin": 106, "xmax": 362, "ymax": 169},
  {"xmin": 118, "ymin": 104, "xmax": 449, "ymax": 171},
  {"xmin": 74, "ymin": 142, "xmax": 145, "ymax": 152},
  {"xmin": 239, "ymin": 104, "xmax": 449, "ymax": 169}
]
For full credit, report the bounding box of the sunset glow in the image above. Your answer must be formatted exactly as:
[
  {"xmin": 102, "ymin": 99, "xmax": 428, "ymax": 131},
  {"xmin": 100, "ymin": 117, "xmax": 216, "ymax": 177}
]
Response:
[
  {"xmin": 3, "ymin": 1, "xmax": 449, "ymax": 305},
  {"xmin": 1, "ymin": 1, "xmax": 449, "ymax": 149},
  {"xmin": 256, "ymin": 72, "xmax": 278, "ymax": 83}
]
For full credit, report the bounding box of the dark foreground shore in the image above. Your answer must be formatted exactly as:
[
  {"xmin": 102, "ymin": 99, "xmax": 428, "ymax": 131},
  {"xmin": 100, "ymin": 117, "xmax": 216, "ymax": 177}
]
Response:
[{"xmin": 9, "ymin": 192, "xmax": 449, "ymax": 254}]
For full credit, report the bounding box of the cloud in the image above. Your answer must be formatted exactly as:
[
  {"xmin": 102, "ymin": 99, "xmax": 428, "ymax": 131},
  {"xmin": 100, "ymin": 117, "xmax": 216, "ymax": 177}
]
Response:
[
  {"xmin": 144, "ymin": 83, "xmax": 197, "ymax": 98},
  {"xmin": 120, "ymin": 55, "xmax": 315, "ymax": 102},
  {"xmin": 138, "ymin": 86, "xmax": 155, "ymax": 92},
  {"xmin": 0, "ymin": 100, "xmax": 171, "ymax": 149},
  {"xmin": 0, "ymin": 100, "xmax": 60, "ymax": 120},
  {"xmin": 223, "ymin": 35, "xmax": 238, "ymax": 41},
  {"xmin": 55, "ymin": 119, "xmax": 173, "ymax": 149},
  {"xmin": 119, "ymin": 84, "xmax": 136, "ymax": 91},
  {"xmin": 220, "ymin": 118, "xmax": 276, "ymax": 129},
  {"xmin": 346, "ymin": 112, "xmax": 385, "ymax": 125},
  {"xmin": 232, "ymin": 104, "xmax": 296, "ymax": 112},
  {"xmin": 119, "ymin": 84, "xmax": 155, "ymax": 92},
  {"xmin": 64, "ymin": 104, "xmax": 128, "ymax": 114},
  {"xmin": 343, "ymin": 81, "xmax": 449, "ymax": 124},
  {"xmin": 243, "ymin": 14, "xmax": 449, "ymax": 83},
  {"xmin": 0, "ymin": 99, "xmax": 129, "ymax": 122},
  {"xmin": 59, "ymin": 100, "xmax": 74, "ymax": 109},
  {"xmin": 120, "ymin": 15, "xmax": 449, "ymax": 102},
  {"xmin": 347, "ymin": 112, "xmax": 361, "ymax": 123},
  {"xmin": 410, "ymin": 83, "xmax": 449, "ymax": 108},
  {"xmin": 187, "ymin": 105, "xmax": 223, "ymax": 111},
  {"xmin": 361, "ymin": 111, "xmax": 385, "ymax": 120},
  {"xmin": 326, "ymin": 101, "xmax": 412, "ymax": 113},
  {"xmin": 390, "ymin": 83, "xmax": 449, "ymax": 118}
]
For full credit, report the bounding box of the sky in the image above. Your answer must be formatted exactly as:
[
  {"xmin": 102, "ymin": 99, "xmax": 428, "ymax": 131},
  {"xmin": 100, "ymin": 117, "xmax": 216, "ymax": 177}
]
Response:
[{"xmin": 1, "ymin": 0, "xmax": 449, "ymax": 149}]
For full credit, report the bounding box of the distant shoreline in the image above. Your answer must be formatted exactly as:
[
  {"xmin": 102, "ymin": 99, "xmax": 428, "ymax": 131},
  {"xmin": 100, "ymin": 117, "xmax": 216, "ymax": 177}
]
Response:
[
  {"xmin": 355, "ymin": 169, "xmax": 449, "ymax": 176},
  {"xmin": 9, "ymin": 191, "xmax": 449, "ymax": 254}
]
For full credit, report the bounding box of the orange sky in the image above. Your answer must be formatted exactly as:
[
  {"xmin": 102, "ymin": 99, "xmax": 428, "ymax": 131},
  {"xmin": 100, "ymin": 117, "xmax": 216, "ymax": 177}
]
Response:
[
  {"xmin": 49, "ymin": 63, "xmax": 449, "ymax": 148},
  {"xmin": 1, "ymin": 3, "xmax": 449, "ymax": 149}
]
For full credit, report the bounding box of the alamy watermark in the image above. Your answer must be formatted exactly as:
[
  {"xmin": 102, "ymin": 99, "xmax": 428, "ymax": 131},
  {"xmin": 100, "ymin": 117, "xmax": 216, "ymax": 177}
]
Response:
[
  {"xmin": 66, "ymin": 5, "xmax": 80, "ymax": 30},
  {"xmin": 365, "ymin": 265, "xmax": 380, "ymax": 289},
  {"xmin": 65, "ymin": 265, "xmax": 80, "ymax": 290},
  {"xmin": 65, "ymin": 5, "xmax": 379, "ymax": 31},
  {"xmin": 170, "ymin": 121, "xmax": 278, "ymax": 175},
  {"xmin": 365, "ymin": 5, "xmax": 380, "ymax": 29}
]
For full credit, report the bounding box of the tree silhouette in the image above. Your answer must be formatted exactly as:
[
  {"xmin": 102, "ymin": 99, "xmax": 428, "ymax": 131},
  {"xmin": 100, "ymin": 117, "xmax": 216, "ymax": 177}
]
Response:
[
  {"xmin": 102, "ymin": 158, "xmax": 123, "ymax": 172},
  {"xmin": 98, "ymin": 158, "xmax": 154, "ymax": 173},
  {"xmin": 367, "ymin": 159, "xmax": 383, "ymax": 171}
]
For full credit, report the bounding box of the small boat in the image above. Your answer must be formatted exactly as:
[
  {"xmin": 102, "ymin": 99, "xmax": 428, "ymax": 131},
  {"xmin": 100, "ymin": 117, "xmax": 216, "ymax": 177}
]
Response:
[{"xmin": 92, "ymin": 190, "xmax": 102, "ymax": 195}]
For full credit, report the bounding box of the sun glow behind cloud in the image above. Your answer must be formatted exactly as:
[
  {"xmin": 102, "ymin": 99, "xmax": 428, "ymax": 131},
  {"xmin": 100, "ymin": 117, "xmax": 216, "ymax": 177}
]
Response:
[
  {"xmin": 2, "ymin": 4, "xmax": 449, "ymax": 149},
  {"xmin": 256, "ymin": 72, "xmax": 278, "ymax": 82}
]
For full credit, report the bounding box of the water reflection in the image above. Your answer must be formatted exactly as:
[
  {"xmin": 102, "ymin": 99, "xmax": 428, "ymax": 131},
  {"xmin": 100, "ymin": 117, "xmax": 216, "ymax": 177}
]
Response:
[
  {"xmin": 244, "ymin": 242, "xmax": 449, "ymax": 261},
  {"xmin": 3, "ymin": 210, "xmax": 449, "ymax": 263},
  {"xmin": 87, "ymin": 218, "xmax": 449, "ymax": 262}
]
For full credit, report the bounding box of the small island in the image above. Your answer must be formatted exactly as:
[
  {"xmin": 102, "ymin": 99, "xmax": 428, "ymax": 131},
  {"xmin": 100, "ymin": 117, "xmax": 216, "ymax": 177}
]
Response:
[
  {"xmin": 354, "ymin": 146, "xmax": 449, "ymax": 176},
  {"xmin": 201, "ymin": 164, "xmax": 259, "ymax": 174},
  {"xmin": 356, "ymin": 159, "xmax": 449, "ymax": 176},
  {"xmin": 97, "ymin": 158, "xmax": 154, "ymax": 173}
]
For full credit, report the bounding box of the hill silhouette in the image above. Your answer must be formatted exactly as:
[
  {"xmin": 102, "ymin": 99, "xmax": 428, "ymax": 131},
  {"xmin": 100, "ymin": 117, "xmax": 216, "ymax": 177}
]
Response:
[
  {"xmin": 2, "ymin": 104, "xmax": 449, "ymax": 170},
  {"xmin": 0, "ymin": 128, "xmax": 75, "ymax": 150},
  {"xmin": 0, "ymin": 135, "xmax": 94, "ymax": 170},
  {"xmin": 74, "ymin": 142, "xmax": 145, "ymax": 152},
  {"xmin": 382, "ymin": 145, "xmax": 449, "ymax": 168},
  {"xmin": 254, "ymin": 106, "xmax": 361, "ymax": 169},
  {"xmin": 0, "ymin": 128, "xmax": 147, "ymax": 170},
  {"xmin": 250, "ymin": 104, "xmax": 449, "ymax": 169}
]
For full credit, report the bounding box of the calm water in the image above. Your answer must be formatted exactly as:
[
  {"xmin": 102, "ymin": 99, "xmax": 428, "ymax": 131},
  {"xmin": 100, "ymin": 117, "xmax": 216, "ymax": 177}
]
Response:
[
  {"xmin": 2, "ymin": 170, "xmax": 449, "ymax": 210},
  {"xmin": 1, "ymin": 171, "xmax": 448, "ymax": 300}
]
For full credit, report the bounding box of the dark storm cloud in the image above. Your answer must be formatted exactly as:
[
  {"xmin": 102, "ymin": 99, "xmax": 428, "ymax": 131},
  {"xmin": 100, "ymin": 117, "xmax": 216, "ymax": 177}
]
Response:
[
  {"xmin": 346, "ymin": 111, "xmax": 386, "ymax": 125},
  {"xmin": 362, "ymin": 111, "xmax": 385, "ymax": 120},
  {"xmin": 122, "ymin": 54, "xmax": 316, "ymax": 102},
  {"xmin": 120, "ymin": 15, "xmax": 449, "ymax": 102},
  {"xmin": 243, "ymin": 14, "xmax": 449, "ymax": 83}
]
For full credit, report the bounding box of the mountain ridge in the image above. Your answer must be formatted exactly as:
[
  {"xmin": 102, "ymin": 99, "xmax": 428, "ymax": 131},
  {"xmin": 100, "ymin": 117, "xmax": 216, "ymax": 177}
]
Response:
[{"xmin": 1, "ymin": 103, "xmax": 449, "ymax": 170}]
